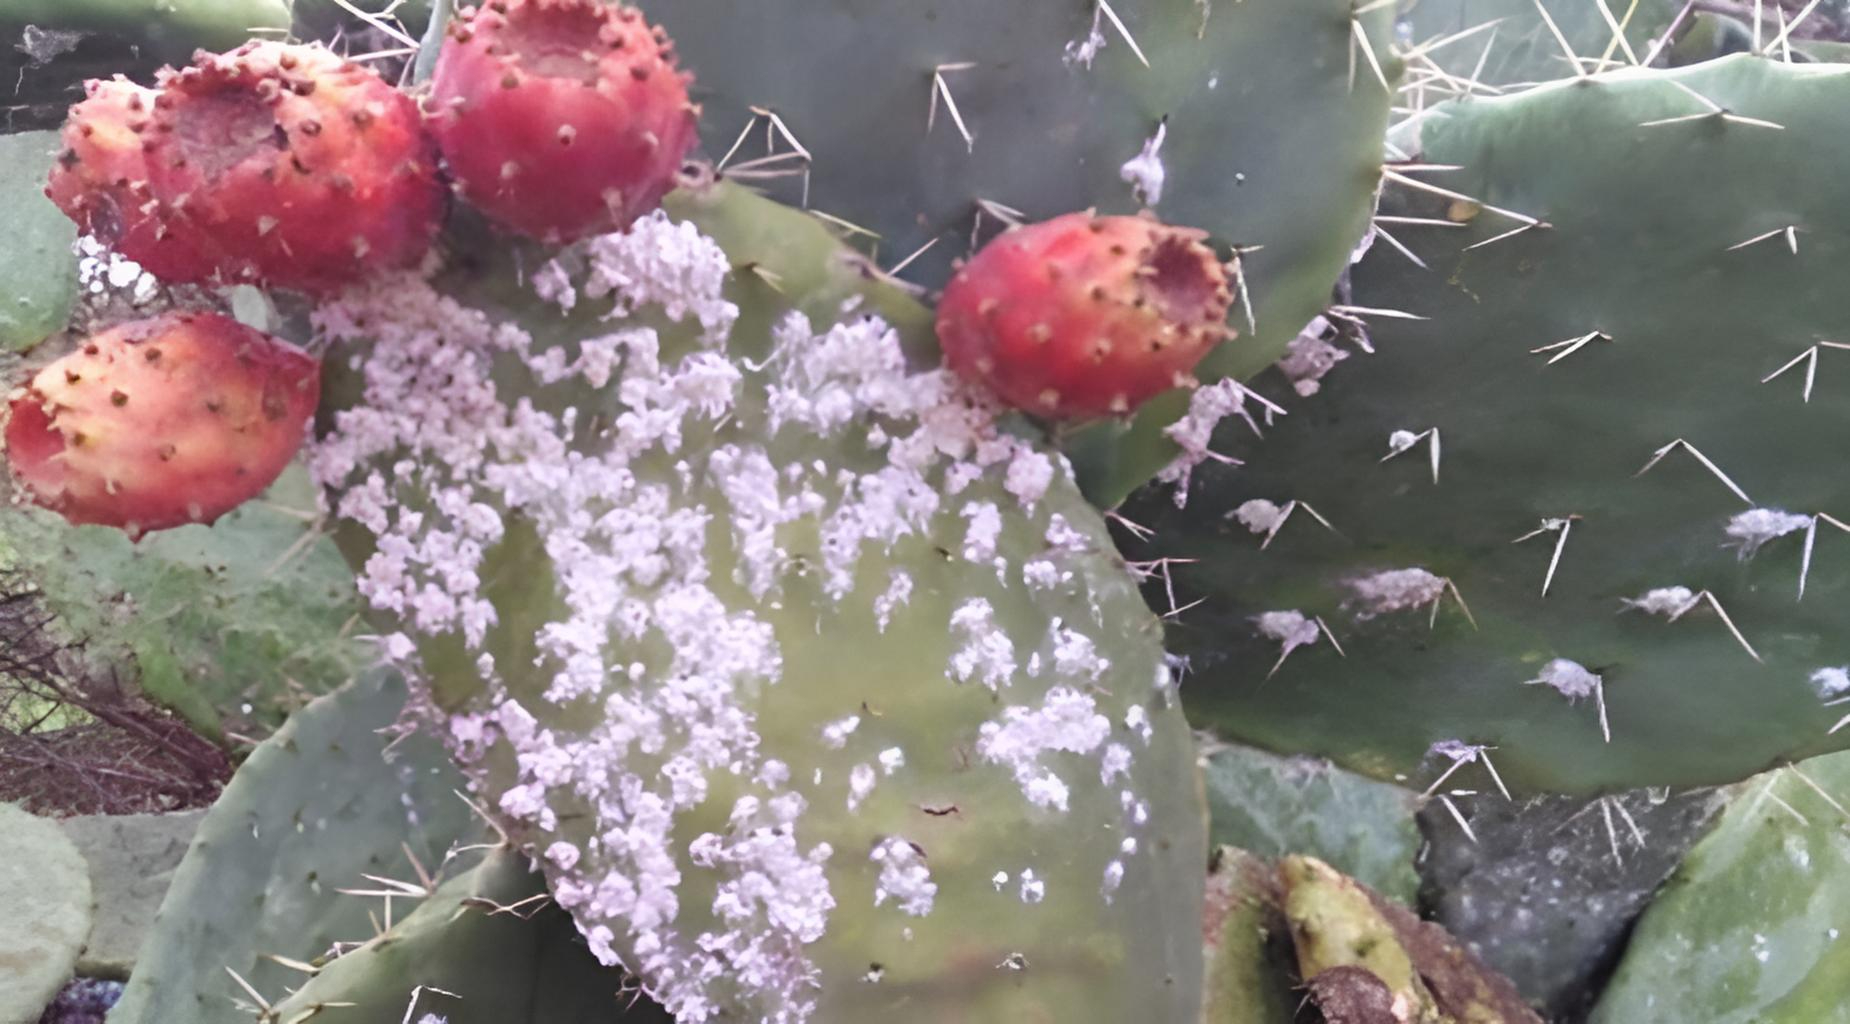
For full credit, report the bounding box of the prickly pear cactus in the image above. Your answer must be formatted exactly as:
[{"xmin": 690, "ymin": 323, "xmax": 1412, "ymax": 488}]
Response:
[
  {"xmin": 1590, "ymin": 750, "xmax": 1850, "ymax": 1024},
  {"xmin": 0, "ymin": 466, "xmax": 365, "ymax": 739},
  {"xmin": 1202, "ymin": 740, "xmax": 1421, "ymax": 905},
  {"xmin": 308, "ymin": 182, "xmax": 1206, "ymax": 1021},
  {"xmin": 270, "ymin": 846, "xmax": 670, "ymax": 1024},
  {"xmin": 1125, "ymin": 54, "xmax": 1850, "ymax": 794},
  {"xmin": 1399, "ymin": 0, "xmax": 1682, "ymax": 89},
  {"xmin": 108, "ymin": 672, "xmax": 476, "ymax": 1024},
  {"xmin": 0, "ymin": 131, "xmax": 77, "ymax": 351},
  {"xmin": 634, "ymin": 0, "xmax": 1398, "ymax": 504}
]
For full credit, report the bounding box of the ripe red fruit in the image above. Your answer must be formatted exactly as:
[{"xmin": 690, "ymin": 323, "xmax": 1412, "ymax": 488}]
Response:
[
  {"xmin": 45, "ymin": 77, "xmax": 217, "ymax": 284},
  {"xmin": 427, "ymin": 0, "xmax": 699, "ymax": 242},
  {"xmin": 47, "ymin": 42, "xmax": 443, "ymax": 295},
  {"xmin": 935, "ymin": 212, "xmax": 1235, "ymax": 419},
  {"xmin": 4, "ymin": 312, "xmax": 321, "ymax": 538}
]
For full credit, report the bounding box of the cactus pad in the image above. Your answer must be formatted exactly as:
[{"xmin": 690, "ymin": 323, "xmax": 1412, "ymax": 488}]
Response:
[
  {"xmin": 269, "ymin": 846, "xmax": 671, "ymax": 1024},
  {"xmin": 107, "ymin": 672, "xmax": 476, "ymax": 1024},
  {"xmin": 0, "ymin": 131, "xmax": 77, "ymax": 352},
  {"xmin": 1590, "ymin": 750, "xmax": 1850, "ymax": 1023},
  {"xmin": 309, "ymin": 180, "xmax": 1206, "ymax": 1021},
  {"xmin": 1126, "ymin": 55, "xmax": 1850, "ymax": 794},
  {"xmin": 0, "ymin": 466, "xmax": 364, "ymax": 738}
]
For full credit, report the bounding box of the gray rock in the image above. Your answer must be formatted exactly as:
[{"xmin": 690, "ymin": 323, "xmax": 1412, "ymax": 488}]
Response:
[
  {"xmin": 57, "ymin": 810, "xmax": 205, "ymax": 980},
  {"xmin": 0, "ymin": 802, "xmax": 93, "ymax": 1024},
  {"xmin": 1418, "ymin": 787, "xmax": 1729, "ymax": 1022}
]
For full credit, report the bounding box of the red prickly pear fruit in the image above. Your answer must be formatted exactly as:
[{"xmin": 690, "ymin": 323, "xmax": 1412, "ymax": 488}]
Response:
[
  {"xmin": 4, "ymin": 311, "xmax": 321, "ymax": 538},
  {"xmin": 427, "ymin": 0, "xmax": 699, "ymax": 243},
  {"xmin": 49, "ymin": 42, "xmax": 444, "ymax": 295},
  {"xmin": 45, "ymin": 77, "xmax": 218, "ymax": 283},
  {"xmin": 935, "ymin": 212, "xmax": 1236, "ymax": 420},
  {"xmin": 144, "ymin": 41, "xmax": 445, "ymax": 294}
]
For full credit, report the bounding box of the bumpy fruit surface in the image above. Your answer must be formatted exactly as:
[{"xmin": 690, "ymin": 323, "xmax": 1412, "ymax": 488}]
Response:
[
  {"xmin": 936, "ymin": 212, "xmax": 1233, "ymax": 420},
  {"xmin": 427, "ymin": 0, "xmax": 698, "ymax": 242},
  {"xmin": 46, "ymin": 77, "xmax": 217, "ymax": 284},
  {"xmin": 48, "ymin": 42, "xmax": 443, "ymax": 294},
  {"xmin": 5, "ymin": 311, "xmax": 320, "ymax": 537}
]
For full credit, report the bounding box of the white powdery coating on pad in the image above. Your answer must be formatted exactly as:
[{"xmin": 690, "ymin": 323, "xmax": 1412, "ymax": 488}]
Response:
[
  {"xmin": 1428, "ymin": 738, "xmax": 1486, "ymax": 764},
  {"xmin": 1256, "ymin": 610, "xmax": 1320, "ymax": 656},
  {"xmin": 1231, "ymin": 499, "xmax": 1284, "ymax": 535},
  {"xmin": 821, "ymin": 715, "xmax": 861, "ymax": 750},
  {"xmin": 309, "ymin": 215, "xmax": 821, "ymax": 1022},
  {"xmin": 976, "ymin": 687, "xmax": 1113, "ymax": 812},
  {"xmin": 1525, "ymin": 658, "xmax": 1601, "ymax": 701},
  {"xmin": 1156, "ymin": 379, "xmax": 1251, "ymax": 506},
  {"xmin": 309, "ymin": 208, "xmax": 1151, "ymax": 1023},
  {"xmin": 1624, "ymin": 586, "xmax": 1698, "ymax": 617},
  {"xmin": 1347, "ymin": 568, "xmax": 1446, "ymax": 619},
  {"xmin": 962, "ymin": 501, "xmax": 1003, "ymax": 564},
  {"xmin": 870, "ymin": 838, "xmax": 936, "ymax": 916},
  {"xmin": 1725, "ymin": 508, "xmax": 1810, "ymax": 559},
  {"xmin": 873, "ymin": 571, "xmax": 913, "ymax": 632},
  {"xmin": 1811, "ymin": 667, "xmax": 1850, "ymax": 699},
  {"xmin": 950, "ymin": 599, "xmax": 1016, "ymax": 691},
  {"xmin": 1279, "ymin": 315, "xmax": 1349, "ymax": 398},
  {"xmin": 1119, "ymin": 121, "xmax": 1166, "ymax": 207}
]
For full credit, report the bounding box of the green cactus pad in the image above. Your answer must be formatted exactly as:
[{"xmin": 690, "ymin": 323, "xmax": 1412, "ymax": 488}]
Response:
[
  {"xmin": 269, "ymin": 846, "xmax": 670, "ymax": 1024},
  {"xmin": 635, "ymin": 0, "xmax": 1394, "ymax": 505},
  {"xmin": 310, "ymin": 179, "xmax": 1206, "ymax": 1021},
  {"xmin": 0, "ymin": 131, "xmax": 78, "ymax": 353},
  {"xmin": 0, "ymin": 466, "xmax": 365, "ymax": 740},
  {"xmin": 1125, "ymin": 55, "xmax": 1850, "ymax": 794},
  {"xmin": 1203, "ymin": 741, "xmax": 1421, "ymax": 905},
  {"xmin": 107, "ymin": 672, "xmax": 477, "ymax": 1024},
  {"xmin": 1401, "ymin": 0, "xmax": 1681, "ymax": 88},
  {"xmin": 1590, "ymin": 750, "xmax": 1850, "ymax": 1023}
]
